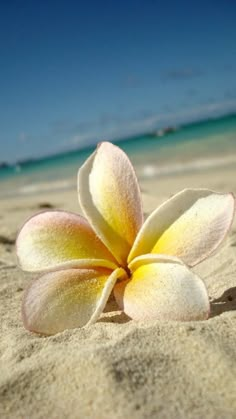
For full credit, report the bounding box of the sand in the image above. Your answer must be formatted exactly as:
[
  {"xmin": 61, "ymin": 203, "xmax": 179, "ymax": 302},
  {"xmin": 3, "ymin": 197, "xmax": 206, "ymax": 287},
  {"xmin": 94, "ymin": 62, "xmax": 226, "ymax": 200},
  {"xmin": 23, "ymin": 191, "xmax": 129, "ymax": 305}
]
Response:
[{"xmin": 0, "ymin": 164, "xmax": 236, "ymax": 419}]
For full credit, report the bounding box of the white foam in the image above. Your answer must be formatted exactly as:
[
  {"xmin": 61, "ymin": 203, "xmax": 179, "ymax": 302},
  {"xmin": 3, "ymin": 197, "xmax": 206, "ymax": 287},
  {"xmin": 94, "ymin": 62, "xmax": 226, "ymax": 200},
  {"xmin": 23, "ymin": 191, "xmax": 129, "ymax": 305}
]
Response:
[
  {"xmin": 139, "ymin": 154, "xmax": 236, "ymax": 178},
  {"xmin": 0, "ymin": 178, "xmax": 76, "ymax": 199},
  {"xmin": 19, "ymin": 179, "xmax": 74, "ymax": 194}
]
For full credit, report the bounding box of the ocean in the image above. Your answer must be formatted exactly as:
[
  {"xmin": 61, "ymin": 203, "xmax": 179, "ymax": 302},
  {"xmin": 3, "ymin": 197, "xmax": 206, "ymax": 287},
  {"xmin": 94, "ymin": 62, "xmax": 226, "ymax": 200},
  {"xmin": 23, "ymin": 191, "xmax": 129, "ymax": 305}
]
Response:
[{"xmin": 1, "ymin": 113, "xmax": 236, "ymax": 199}]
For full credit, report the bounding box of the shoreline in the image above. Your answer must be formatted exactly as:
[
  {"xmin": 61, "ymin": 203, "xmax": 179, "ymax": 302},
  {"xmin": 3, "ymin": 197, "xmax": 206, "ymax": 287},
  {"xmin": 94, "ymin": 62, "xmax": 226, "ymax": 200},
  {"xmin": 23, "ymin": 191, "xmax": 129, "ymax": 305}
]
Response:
[{"xmin": 1, "ymin": 150, "xmax": 236, "ymax": 200}]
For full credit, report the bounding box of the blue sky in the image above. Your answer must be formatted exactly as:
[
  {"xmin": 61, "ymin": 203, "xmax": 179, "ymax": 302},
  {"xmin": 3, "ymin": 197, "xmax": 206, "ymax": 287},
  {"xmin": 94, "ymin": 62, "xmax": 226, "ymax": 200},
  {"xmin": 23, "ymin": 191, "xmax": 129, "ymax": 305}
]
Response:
[{"xmin": 0, "ymin": 0, "xmax": 236, "ymax": 162}]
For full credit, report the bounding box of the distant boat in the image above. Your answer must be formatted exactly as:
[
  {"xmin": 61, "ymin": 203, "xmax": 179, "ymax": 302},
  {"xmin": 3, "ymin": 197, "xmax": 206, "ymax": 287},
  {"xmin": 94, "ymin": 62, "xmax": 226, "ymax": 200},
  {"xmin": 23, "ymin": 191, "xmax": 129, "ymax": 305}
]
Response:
[{"xmin": 151, "ymin": 126, "xmax": 179, "ymax": 138}]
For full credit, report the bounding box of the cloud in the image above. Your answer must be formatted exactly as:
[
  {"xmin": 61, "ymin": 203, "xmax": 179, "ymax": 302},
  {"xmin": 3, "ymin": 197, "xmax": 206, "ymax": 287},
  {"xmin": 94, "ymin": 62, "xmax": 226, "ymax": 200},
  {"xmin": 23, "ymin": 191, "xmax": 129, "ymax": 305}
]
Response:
[
  {"xmin": 121, "ymin": 74, "xmax": 143, "ymax": 88},
  {"xmin": 98, "ymin": 113, "xmax": 123, "ymax": 127},
  {"xmin": 69, "ymin": 133, "xmax": 94, "ymax": 147},
  {"xmin": 19, "ymin": 132, "xmax": 28, "ymax": 143},
  {"xmin": 156, "ymin": 99, "xmax": 236, "ymax": 124},
  {"xmin": 224, "ymin": 88, "xmax": 236, "ymax": 100},
  {"xmin": 223, "ymin": 63, "xmax": 235, "ymax": 72},
  {"xmin": 185, "ymin": 88, "xmax": 198, "ymax": 97},
  {"xmin": 51, "ymin": 119, "xmax": 95, "ymax": 135},
  {"xmin": 161, "ymin": 67, "xmax": 205, "ymax": 81},
  {"xmin": 56, "ymin": 113, "xmax": 130, "ymax": 149},
  {"xmin": 108, "ymin": 99, "xmax": 236, "ymax": 134},
  {"xmin": 59, "ymin": 98, "xmax": 236, "ymax": 152}
]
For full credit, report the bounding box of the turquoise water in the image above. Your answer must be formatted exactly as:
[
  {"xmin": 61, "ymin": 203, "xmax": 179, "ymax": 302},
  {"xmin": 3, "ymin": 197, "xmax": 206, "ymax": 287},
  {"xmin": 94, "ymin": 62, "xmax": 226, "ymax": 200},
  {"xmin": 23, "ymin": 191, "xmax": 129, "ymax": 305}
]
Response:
[{"xmin": 1, "ymin": 113, "xmax": 236, "ymax": 198}]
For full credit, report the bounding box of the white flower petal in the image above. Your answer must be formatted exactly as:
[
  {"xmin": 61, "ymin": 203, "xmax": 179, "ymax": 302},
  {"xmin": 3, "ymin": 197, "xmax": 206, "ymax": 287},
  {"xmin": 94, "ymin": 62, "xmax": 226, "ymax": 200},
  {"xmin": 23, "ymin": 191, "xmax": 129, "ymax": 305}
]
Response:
[
  {"xmin": 78, "ymin": 142, "xmax": 143, "ymax": 265},
  {"xmin": 128, "ymin": 189, "xmax": 235, "ymax": 266},
  {"xmin": 22, "ymin": 267, "xmax": 126, "ymax": 335},
  {"xmin": 114, "ymin": 258, "xmax": 210, "ymax": 321}
]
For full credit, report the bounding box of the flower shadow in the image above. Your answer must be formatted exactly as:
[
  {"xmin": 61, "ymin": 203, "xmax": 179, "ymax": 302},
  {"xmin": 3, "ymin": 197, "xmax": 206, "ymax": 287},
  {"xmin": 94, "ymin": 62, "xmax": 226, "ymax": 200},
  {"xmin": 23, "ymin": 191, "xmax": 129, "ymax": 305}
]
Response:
[
  {"xmin": 210, "ymin": 287, "xmax": 236, "ymax": 317},
  {"xmin": 98, "ymin": 312, "xmax": 131, "ymax": 324},
  {"xmin": 98, "ymin": 293, "xmax": 131, "ymax": 324}
]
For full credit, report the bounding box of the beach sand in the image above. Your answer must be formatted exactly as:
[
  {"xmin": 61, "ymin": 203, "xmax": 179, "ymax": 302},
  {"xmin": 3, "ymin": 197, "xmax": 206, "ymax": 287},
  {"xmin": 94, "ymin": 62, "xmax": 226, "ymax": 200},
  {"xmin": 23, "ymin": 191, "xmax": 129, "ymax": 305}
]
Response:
[{"xmin": 0, "ymin": 164, "xmax": 236, "ymax": 419}]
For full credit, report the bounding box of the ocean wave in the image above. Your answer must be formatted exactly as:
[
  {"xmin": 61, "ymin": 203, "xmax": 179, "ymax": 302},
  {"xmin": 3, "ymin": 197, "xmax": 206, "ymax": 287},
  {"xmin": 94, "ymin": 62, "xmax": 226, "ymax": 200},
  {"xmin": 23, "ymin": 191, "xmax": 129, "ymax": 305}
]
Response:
[
  {"xmin": 19, "ymin": 179, "xmax": 75, "ymax": 194},
  {"xmin": 138, "ymin": 154, "xmax": 236, "ymax": 178},
  {"xmin": 1, "ymin": 153, "xmax": 235, "ymax": 199},
  {"xmin": 0, "ymin": 178, "xmax": 76, "ymax": 199}
]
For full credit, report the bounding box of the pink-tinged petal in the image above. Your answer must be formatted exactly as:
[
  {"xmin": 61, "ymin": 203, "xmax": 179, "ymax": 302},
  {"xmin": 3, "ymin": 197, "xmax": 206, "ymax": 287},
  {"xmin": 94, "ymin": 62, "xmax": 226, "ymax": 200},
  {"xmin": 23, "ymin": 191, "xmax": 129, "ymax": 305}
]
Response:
[
  {"xmin": 22, "ymin": 267, "xmax": 126, "ymax": 335},
  {"xmin": 114, "ymin": 259, "xmax": 210, "ymax": 322},
  {"xmin": 78, "ymin": 142, "xmax": 143, "ymax": 265},
  {"xmin": 17, "ymin": 211, "xmax": 116, "ymax": 272},
  {"xmin": 128, "ymin": 189, "xmax": 235, "ymax": 266}
]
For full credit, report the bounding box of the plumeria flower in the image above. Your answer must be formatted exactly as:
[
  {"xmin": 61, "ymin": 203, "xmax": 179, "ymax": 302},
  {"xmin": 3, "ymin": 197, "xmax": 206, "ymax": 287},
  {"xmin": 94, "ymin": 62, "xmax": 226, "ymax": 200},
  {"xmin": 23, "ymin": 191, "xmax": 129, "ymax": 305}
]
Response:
[{"xmin": 17, "ymin": 142, "xmax": 235, "ymax": 335}]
